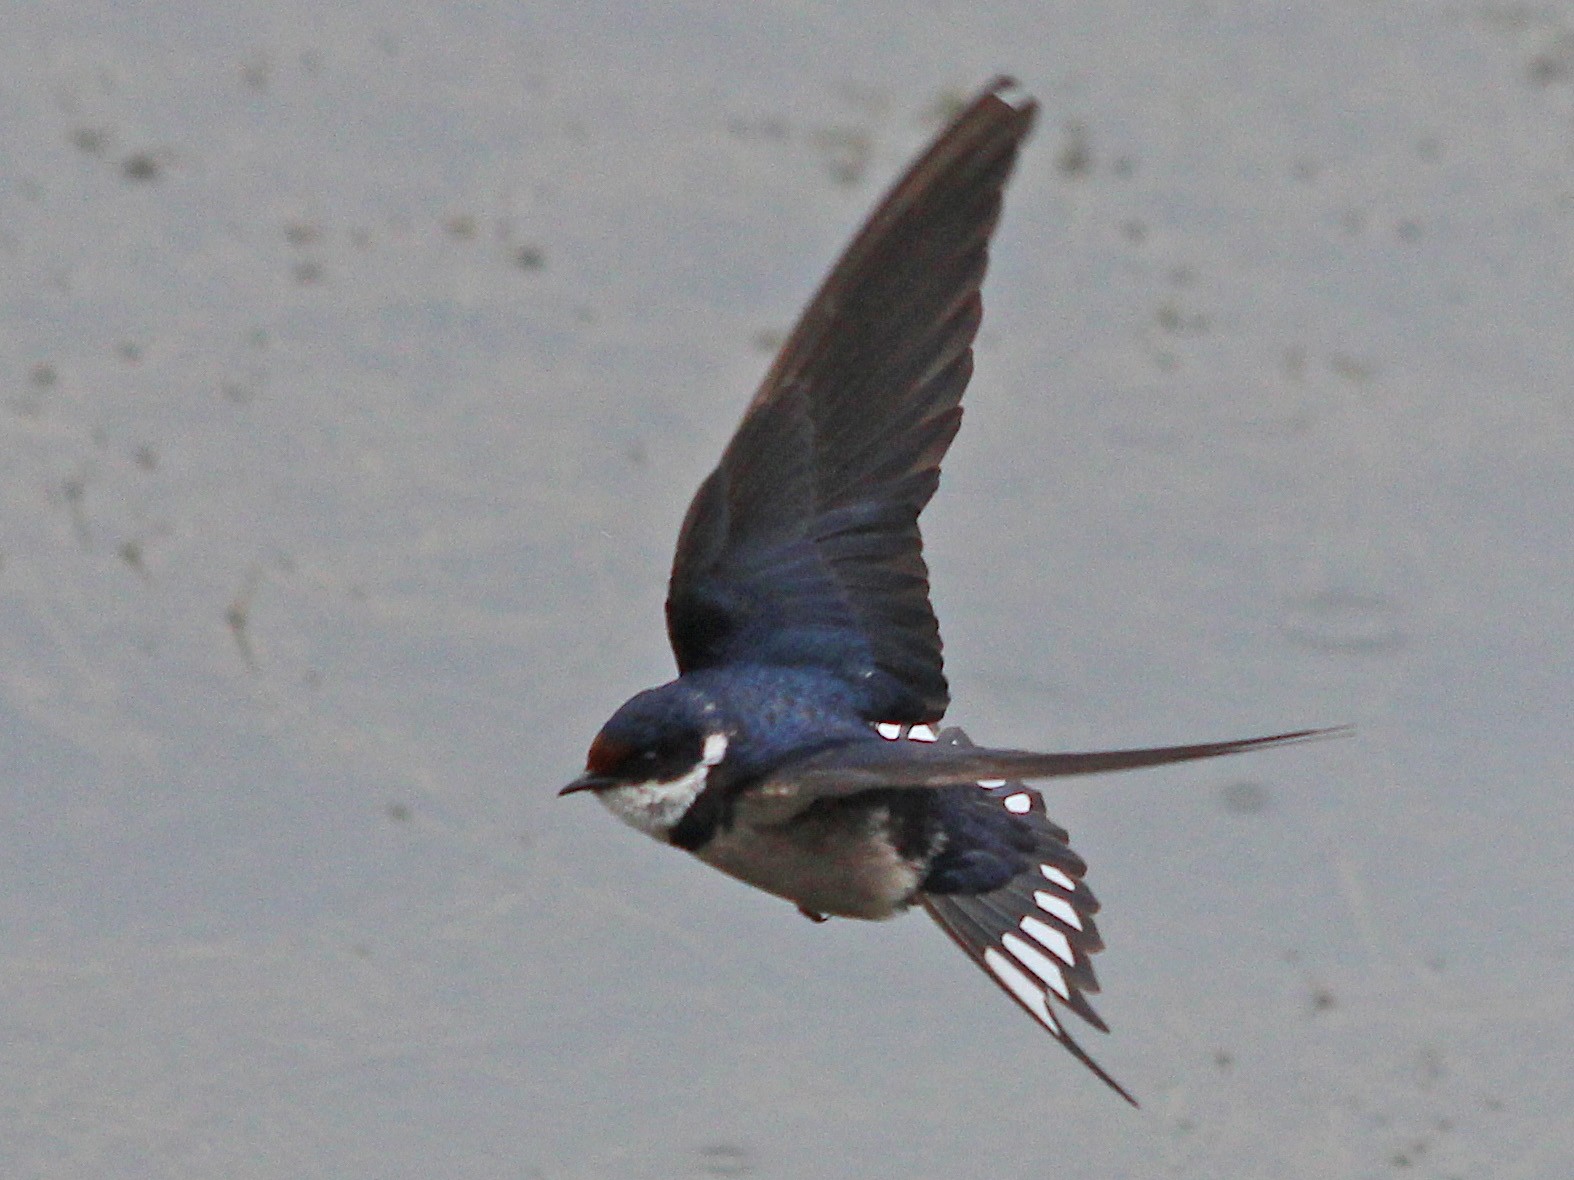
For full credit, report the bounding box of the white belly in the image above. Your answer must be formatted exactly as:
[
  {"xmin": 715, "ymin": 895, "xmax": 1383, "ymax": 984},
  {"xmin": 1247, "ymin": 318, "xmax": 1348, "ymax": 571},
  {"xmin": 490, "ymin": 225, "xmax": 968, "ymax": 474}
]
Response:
[{"xmin": 694, "ymin": 803, "xmax": 921, "ymax": 921}]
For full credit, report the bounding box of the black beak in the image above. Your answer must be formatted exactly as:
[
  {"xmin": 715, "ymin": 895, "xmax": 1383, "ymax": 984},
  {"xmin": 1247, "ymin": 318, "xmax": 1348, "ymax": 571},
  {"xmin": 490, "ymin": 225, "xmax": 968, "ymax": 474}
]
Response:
[{"xmin": 558, "ymin": 773, "xmax": 614, "ymax": 797}]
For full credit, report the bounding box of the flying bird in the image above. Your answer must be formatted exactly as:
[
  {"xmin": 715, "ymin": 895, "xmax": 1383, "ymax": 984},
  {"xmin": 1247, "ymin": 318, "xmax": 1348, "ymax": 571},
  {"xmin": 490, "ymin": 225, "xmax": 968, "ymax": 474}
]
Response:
[{"xmin": 561, "ymin": 77, "xmax": 1329, "ymax": 1104}]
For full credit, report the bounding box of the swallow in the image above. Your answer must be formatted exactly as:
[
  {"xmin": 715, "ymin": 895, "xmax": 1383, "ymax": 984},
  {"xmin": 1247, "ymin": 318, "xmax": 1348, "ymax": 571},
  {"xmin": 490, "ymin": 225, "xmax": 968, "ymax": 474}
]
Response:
[{"xmin": 561, "ymin": 77, "xmax": 1332, "ymax": 1104}]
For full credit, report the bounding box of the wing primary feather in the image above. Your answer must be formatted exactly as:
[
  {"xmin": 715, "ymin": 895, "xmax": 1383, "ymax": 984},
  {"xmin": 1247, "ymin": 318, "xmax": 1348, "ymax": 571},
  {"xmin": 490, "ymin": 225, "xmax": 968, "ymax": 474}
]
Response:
[
  {"xmin": 912, "ymin": 724, "xmax": 1132, "ymax": 1101},
  {"xmin": 923, "ymin": 894, "xmax": 1138, "ymax": 1107}
]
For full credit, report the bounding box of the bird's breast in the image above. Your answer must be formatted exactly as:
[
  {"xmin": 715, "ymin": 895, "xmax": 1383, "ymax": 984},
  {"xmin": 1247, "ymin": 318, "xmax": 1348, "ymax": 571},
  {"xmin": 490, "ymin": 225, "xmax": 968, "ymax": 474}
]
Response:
[{"xmin": 693, "ymin": 797, "xmax": 925, "ymax": 921}]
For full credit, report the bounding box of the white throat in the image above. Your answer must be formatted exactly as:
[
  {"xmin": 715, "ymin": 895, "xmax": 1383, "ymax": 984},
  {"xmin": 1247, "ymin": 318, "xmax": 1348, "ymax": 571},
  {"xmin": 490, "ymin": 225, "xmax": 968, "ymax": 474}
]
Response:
[{"xmin": 597, "ymin": 733, "xmax": 729, "ymax": 841}]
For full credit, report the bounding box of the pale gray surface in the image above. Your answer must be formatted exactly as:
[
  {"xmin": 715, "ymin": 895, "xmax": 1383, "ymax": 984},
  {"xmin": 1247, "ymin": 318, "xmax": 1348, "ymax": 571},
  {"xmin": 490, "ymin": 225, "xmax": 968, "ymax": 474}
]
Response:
[{"xmin": 2, "ymin": 2, "xmax": 1571, "ymax": 1177}]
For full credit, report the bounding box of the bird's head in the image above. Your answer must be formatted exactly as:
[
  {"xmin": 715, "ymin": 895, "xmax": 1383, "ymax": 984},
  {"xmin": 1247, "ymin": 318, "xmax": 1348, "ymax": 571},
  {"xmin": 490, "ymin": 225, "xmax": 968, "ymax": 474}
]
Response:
[{"xmin": 560, "ymin": 683, "xmax": 731, "ymax": 840}]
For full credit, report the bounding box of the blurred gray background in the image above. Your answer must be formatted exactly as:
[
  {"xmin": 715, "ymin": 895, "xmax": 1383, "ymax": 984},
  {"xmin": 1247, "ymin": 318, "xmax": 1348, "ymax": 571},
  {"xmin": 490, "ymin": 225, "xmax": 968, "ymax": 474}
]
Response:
[{"xmin": 2, "ymin": 2, "xmax": 1570, "ymax": 1177}]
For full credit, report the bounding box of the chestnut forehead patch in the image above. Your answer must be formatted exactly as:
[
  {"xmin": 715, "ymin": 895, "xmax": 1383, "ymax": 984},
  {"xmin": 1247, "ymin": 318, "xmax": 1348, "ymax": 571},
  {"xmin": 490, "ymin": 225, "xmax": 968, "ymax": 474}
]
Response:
[{"xmin": 585, "ymin": 732, "xmax": 631, "ymax": 775}]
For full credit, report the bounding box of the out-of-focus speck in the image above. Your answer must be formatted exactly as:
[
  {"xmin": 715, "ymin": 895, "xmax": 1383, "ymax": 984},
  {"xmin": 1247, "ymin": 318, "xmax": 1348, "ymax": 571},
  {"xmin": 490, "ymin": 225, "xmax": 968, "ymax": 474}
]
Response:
[
  {"xmin": 1213, "ymin": 1049, "xmax": 1234, "ymax": 1070},
  {"xmin": 1414, "ymin": 1046, "xmax": 1445, "ymax": 1088},
  {"xmin": 1221, "ymin": 780, "xmax": 1271, "ymax": 815},
  {"xmin": 1329, "ymin": 353, "xmax": 1376, "ymax": 383},
  {"xmin": 226, "ymin": 602, "xmax": 255, "ymax": 667},
  {"xmin": 812, "ymin": 126, "xmax": 871, "ymax": 188},
  {"xmin": 121, "ymin": 152, "xmax": 161, "ymax": 181},
  {"xmin": 626, "ymin": 440, "xmax": 648, "ymax": 467},
  {"xmin": 1283, "ymin": 588, "xmax": 1405, "ymax": 654},
  {"xmin": 386, "ymin": 802, "xmax": 411, "ymax": 822},
  {"xmin": 292, "ymin": 260, "xmax": 324, "ymax": 284},
  {"xmin": 514, "ymin": 245, "xmax": 546, "ymax": 270},
  {"xmin": 1396, "ymin": 219, "xmax": 1422, "ymax": 242},
  {"xmin": 1111, "ymin": 155, "xmax": 1135, "ymax": 178},
  {"xmin": 1526, "ymin": 33, "xmax": 1574, "ymax": 86},
  {"xmin": 222, "ymin": 381, "xmax": 255, "ymax": 405},
  {"xmin": 1155, "ymin": 300, "xmax": 1208, "ymax": 334},
  {"xmin": 62, "ymin": 473, "xmax": 90, "ymax": 544},
  {"xmin": 1311, "ymin": 986, "xmax": 1337, "ymax": 1013},
  {"xmin": 71, "ymin": 127, "xmax": 109, "ymax": 154},
  {"xmin": 241, "ymin": 54, "xmax": 271, "ymax": 91},
  {"xmin": 285, "ymin": 221, "xmax": 321, "ymax": 247},
  {"xmin": 697, "ymin": 1143, "xmax": 754, "ymax": 1177},
  {"xmin": 752, "ymin": 328, "xmax": 784, "ymax": 353},
  {"xmin": 446, "ymin": 213, "xmax": 479, "ymax": 240},
  {"xmin": 227, "ymin": 571, "xmax": 260, "ymax": 670},
  {"xmin": 1057, "ymin": 120, "xmax": 1091, "ymax": 177},
  {"xmin": 117, "ymin": 341, "xmax": 142, "ymax": 363},
  {"xmin": 726, "ymin": 114, "xmax": 788, "ymax": 140},
  {"xmin": 1121, "ymin": 219, "xmax": 1147, "ymax": 244},
  {"xmin": 118, "ymin": 539, "xmax": 147, "ymax": 578},
  {"xmin": 14, "ymin": 368, "xmax": 56, "ymax": 418},
  {"xmin": 1292, "ymin": 159, "xmax": 1320, "ymax": 182}
]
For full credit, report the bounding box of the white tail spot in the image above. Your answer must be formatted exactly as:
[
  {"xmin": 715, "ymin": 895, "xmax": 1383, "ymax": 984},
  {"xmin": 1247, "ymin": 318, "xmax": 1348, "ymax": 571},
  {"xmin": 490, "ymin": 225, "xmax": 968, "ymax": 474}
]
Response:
[
  {"xmin": 1040, "ymin": 863, "xmax": 1077, "ymax": 891},
  {"xmin": 983, "ymin": 948, "xmax": 1061, "ymax": 1034},
  {"xmin": 978, "ymin": 778, "xmax": 1007, "ymax": 788},
  {"xmin": 908, "ymin": 724, "xmax": 937, "ymax": 742},
  {"xmin": 1003, "ymin": 792, "xmax": 1032, "ymax": 814},
  {"xmin": 1001, "ymin": 931, "xmax": 1071, "ymax": 1000},
  {"xmin": 1021, "ymin": 915, "xmax": 1076, "ymax": 966},
  {"xmin": 1034, "ymin": 890, "xmax": 1083, "ymax": 930},
  {"xmin": 875, "ymin": 722, "xmax": 902, "ymax": 740}
]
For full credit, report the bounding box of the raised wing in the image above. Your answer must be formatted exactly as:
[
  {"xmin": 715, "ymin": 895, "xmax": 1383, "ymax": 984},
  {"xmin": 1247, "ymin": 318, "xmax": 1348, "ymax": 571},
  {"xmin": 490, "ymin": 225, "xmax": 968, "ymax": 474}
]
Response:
[
  {"xmin": 666, "ymin": 79, "xmax": 1038, "ymax": 724},
  {"xmin": 915, "ymin": 726, "xmax": 1136, "ymax": 1104}
]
